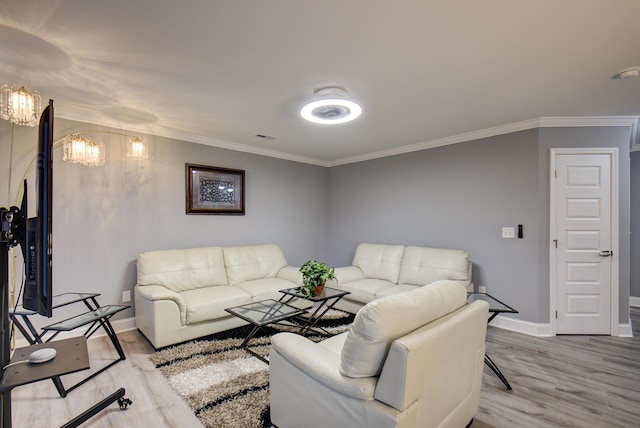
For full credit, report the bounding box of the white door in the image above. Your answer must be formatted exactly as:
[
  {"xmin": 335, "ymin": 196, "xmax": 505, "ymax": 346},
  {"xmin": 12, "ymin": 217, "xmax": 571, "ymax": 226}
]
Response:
[{"xmin": 550, "ymin": 149, "xmax": 618, "ymax": 335}]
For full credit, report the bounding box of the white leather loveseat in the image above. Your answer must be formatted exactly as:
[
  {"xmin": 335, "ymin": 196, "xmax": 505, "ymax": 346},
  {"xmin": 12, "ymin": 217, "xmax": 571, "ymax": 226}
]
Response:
[
  {"xmin": 331, "ymin": 243, "xmax": 473, "ymax": 313},
  {"xmin": 270, "ymin": 280, "xmax": 490, "ymax": 428},
  {"xmin": 134, "ymin": 244, "xmax": 302, "ymax": 348}
]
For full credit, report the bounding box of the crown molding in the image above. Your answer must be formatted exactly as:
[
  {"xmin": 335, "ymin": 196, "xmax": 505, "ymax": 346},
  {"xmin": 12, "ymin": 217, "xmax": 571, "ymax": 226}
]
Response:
[
  {"xmin": 538, "ymin": 116, "xmax": 639, "ymax": 128},
  {"xmin": 56, "ymin": 112, "xmax": 329, "ymax": 166},
  {"xmin": 328, "ymin": 118, "xmax": 542, "ymax": 167},
  {"xmin": 329, "ymin": 116, "xmax": 640, "ymax": 166},
  {"xmin": 57, "ymin": 112, "xmax": 639, "ymax": 167},
  {"xmin": 143, "ymin": 126, "xmax": 328, "ymax": 167}
]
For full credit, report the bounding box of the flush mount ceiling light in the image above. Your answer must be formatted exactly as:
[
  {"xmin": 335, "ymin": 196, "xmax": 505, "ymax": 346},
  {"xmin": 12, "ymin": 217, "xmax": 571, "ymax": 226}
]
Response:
[
  {"xmin": 612, "ymin": 66, "xmax": 640, "ymax": 80},
  {"xmin": 300, "ymin": 87, "xmax": 362, "ymax": 125},
  {"xmin": 0, "ymin": 84, "xmax": 42, "ymax": 127}
]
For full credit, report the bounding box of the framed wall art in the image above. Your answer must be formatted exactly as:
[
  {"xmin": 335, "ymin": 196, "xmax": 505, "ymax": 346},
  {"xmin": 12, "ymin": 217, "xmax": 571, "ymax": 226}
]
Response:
[{"xmin": 186, "ymin": 163, "xmax": 245, "ymax": 215}]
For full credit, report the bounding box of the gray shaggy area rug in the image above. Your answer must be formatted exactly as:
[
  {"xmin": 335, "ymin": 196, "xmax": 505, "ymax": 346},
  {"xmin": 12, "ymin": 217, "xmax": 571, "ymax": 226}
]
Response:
[{"xmin": 149, "ymin": 309, "xmax": 354, "ymax": 428}]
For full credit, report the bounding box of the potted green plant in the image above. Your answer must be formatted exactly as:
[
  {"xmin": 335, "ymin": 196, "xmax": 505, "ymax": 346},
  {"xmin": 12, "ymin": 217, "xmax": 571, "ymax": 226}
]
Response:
[{"xmin": 299, "ymin": 260, "xmax": 336, "ymax": 297}]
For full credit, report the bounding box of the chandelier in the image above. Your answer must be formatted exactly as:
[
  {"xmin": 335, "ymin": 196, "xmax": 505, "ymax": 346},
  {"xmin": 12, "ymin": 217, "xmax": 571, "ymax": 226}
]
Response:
[{"xmin": 0, "ymin": 84, "xmax": 42, "ymax": 127}]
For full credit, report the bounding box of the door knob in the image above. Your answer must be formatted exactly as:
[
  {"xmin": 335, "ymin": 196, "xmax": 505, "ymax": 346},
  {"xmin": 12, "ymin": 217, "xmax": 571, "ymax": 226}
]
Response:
[{"xmin": 598, "ymin": 250, "xmax": 612, "ymax": 257}]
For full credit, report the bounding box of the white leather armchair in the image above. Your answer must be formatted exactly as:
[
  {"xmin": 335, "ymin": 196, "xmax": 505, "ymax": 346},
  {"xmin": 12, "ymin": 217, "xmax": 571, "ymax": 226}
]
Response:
[{"xmin": 269, "ymin": 280, "xmax": 489, "ymax": 428}]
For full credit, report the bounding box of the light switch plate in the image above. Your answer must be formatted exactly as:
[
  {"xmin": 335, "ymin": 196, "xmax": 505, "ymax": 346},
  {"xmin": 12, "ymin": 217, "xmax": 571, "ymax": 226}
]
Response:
[{"xmin": 502, "ymin": 227, "xmax": 515, "ymax": 238}]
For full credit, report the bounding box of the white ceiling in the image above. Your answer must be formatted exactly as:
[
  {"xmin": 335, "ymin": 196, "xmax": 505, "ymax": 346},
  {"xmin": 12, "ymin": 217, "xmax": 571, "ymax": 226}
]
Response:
[{"xmin": 1, "ymin": 0, "xmax": 639, "ymax": 165}]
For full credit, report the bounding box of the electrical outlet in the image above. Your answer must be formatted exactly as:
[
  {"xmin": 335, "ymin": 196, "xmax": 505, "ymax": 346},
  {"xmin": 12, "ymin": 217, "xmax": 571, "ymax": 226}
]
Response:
[
  {"xmin": 122, "ymin": 290, "xmax": 131, "ymax": 303},
  {"xmin": 502, "ymin": 227, "xmax": 515, "ymax": 239}
]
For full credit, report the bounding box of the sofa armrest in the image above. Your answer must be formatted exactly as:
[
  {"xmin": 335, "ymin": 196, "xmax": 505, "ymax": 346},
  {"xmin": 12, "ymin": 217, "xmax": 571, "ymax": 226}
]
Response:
[
  {"xmin": 276, "ymin": 265, "xmax": 303, "ymax": 286},
  {"xmin": 135, "ymin": 284, "xmax": 186, "ymax": 322},
  {"xmin": 270, "ymin": 332, "xmax": 376, "ymax": 400},
  {"xmin": 333, "ymin": 266, "xmax": 365, "ymax": 287}
]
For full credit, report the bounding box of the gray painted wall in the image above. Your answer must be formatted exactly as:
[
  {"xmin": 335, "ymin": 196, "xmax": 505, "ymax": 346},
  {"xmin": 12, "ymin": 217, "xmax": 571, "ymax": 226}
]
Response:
[
  {"xmin": 1, "ymin": 117, "xmax": 634, "ymax": 330},
  {"xmin": 327, "ymin": 127, "xmax": 632, "ymax": 324},
  {"xmin": 327, "ymin": 130, "xmax": 543, "ymax": 322},
  {"xmin": 1, "ymin": 118, "xmax": 328, "ymax": 327},
  {"xmin": 631, "ymin": 150, "xmax": 640, "ymax": 299}
]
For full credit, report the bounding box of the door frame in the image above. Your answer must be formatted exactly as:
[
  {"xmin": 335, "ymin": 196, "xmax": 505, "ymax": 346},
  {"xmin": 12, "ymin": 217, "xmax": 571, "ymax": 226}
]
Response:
[{"xmin": 549, "ymin": 148, "xmax": 619, "ymax": 336}]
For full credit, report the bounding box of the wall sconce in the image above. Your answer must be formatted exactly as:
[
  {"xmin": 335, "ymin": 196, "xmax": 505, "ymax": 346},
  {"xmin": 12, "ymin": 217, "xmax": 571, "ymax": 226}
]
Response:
[
  {"xmin": 127, "ymin": 136, "xmax": 148, "ymax": 159},
  {"xmin": 62, "ymin": 134, "xmax": 105, "ymax": 167},
  {"xmin": 0, "ymin": 84, "xmax": 42, "ymax": 127}
]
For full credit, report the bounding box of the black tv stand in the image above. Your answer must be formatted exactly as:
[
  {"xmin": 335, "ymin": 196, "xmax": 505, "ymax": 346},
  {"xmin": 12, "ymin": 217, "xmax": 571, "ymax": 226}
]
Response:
[
  {"xmin": 1, "ymin": 337, "xmax": 132, "ymax": 428},
  {"xmin": 10, "ymin": 293, "xmax": 129, "ymax": 397},
  {"xmin": 1, "ymin": 209, "xmax": 132, "ymax": 427},
  {"xmin": 61, "ymin": 388, "xmax": 131, "ymax": 428}
]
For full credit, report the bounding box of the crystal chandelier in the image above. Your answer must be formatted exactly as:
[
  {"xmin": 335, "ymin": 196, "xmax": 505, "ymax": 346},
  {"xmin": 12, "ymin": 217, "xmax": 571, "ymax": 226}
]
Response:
[
  {"xmin": 63, "ymin": 134, "xmax": 105, "ymax": 167},
  {"xmin": 0, "ymin": 84, "xmax": 42, "ymax": 127},
  {"xmin": 127, "ymin": 136, "xmax": 148, "ymax": 159}
]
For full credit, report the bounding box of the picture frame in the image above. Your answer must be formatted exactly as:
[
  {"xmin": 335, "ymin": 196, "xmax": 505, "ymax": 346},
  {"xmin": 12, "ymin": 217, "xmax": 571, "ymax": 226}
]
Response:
[{"xmin": 186, "ymin": 163, "xmax": 245, "ymax": 215}]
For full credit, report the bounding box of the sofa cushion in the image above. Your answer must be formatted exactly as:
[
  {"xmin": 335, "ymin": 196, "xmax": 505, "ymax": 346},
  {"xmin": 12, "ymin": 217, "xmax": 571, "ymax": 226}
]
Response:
[
  {"xmin": 137, "ymin": 247, "xmax": 228, "ymax": 292},
  {"xmin": 223, "ymin": 245, "xmax": 288, "ymax": 285},
  {"xmin": 398, "ymin": 246, "xmax": 470, "ymax": 286},
  {"xmin": 352, "ymin": 243, "xmax": 405, "ymax": 283},
  {"xmin": 181, "ymin": 286, "xmax": 251, "ymax": 324},
  {"xmin": 374, "ymin": 284, "xmax": 420, "ymax": 299},
  {"xmin": 234, "ymin": 277, "xmax": 299, "ymax": 302},
  {"xmin": 340, "ymin": 280, "xmax": 466, "ymax": 378},
  {"xmin": 340, "ymin": 279, "xmax": 395, "ymax": 304}
]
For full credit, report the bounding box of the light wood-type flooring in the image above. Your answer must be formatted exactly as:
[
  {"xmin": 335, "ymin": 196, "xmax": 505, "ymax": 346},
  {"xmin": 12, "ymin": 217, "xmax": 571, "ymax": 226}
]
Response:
[{"xmin": 10, "ymin": 307, "xmax": 640, "ymax": 427}]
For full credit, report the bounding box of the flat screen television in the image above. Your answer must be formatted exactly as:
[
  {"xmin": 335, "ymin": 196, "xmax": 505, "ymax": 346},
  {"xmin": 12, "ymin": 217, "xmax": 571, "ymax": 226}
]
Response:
[{"xmin": 22, "ymin": 99, "xmax": 54, "ymax": 317}]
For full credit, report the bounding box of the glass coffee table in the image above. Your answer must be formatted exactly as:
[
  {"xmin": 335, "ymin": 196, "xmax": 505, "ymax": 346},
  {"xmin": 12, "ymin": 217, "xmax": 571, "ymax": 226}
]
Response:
[
  {"xmin": 226, "ymin": 287, "xmax": 351, "ymax": 363},
  {"xmin": 225, "ymin": 299, "xmax": 311, "ymax": 363},
  {"xmin": 278, "ymin": 286, "xmax": 351, "ymax": 335},
  {"xmin": 467, "ymin": 292, "xmax": 518, "ymax": 390}
]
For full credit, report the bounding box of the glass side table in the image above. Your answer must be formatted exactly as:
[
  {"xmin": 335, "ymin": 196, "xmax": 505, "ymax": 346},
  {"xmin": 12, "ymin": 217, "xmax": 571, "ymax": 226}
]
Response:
[
  {"xmin": 43, "ymin": 305, "xmax": 129, "ymax": 332},
  {"xmin": 10, "ymin": 292, "xmax": 101, "ymax": 344},
  {"xmin": 467, "ymin": 292, "xmax": 518, "ymax": 390}
]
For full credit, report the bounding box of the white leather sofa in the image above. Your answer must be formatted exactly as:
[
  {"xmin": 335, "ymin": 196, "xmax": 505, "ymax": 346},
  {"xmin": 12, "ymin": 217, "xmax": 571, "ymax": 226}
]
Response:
[
  {"xmin": 331, "ymin": 243, "xmax": 473, "ymax": 313},
  {"xmin": 134, "ymin": 244, "xmax": 303, "ymax": 348},
  {"xmin": 270, "ymin": 280, "xmax": 490, "ymax": 428}
]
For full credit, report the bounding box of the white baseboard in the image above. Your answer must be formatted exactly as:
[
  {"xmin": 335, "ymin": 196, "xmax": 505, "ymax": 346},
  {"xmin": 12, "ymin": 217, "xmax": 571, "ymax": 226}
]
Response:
[
  {"xmin": 14, "ymin": 317, "xmax": 137, "ymax": 349},
  {"xmin": 13, "ymin": 312, "xmax": 632, "ymax": 349},
  {"xmin": 617, "ymin": 321, "xmax": 633, "ymax": 337},
  {"xmin": 491, "ymin": 314, "xmax": 552, "ymax": 337},
  {"xmin": 630, "ymin": 296, "xmax": 640, "ymax": 307},
  {"xmin": 491, "ymin": 314, "xmax": 633, "ymax": 337}
]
